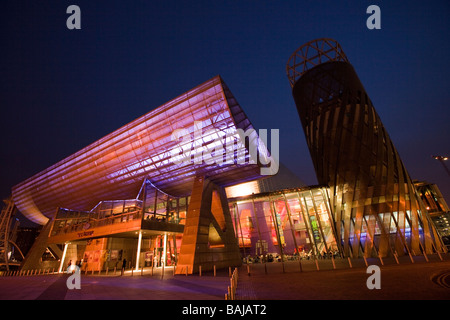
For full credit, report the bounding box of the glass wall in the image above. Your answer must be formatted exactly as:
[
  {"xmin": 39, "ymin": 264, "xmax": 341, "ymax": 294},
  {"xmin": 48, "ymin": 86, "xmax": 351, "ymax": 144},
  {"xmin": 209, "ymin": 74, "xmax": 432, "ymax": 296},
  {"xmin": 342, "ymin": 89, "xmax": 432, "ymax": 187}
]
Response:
[
  {"xmin": 141, "ymin": 180, "xmax": 188, "ymax": 225},
  {"xmin": 49, "ymin": 179, "xmax": 189, "ymax": 239},
  {"xmin": 50, "ymin": 199, "xmax": 143, "ymax": 237},
  {"xmin": 229, "ymin": 187, "xmax": 339, "ymax": 261}
]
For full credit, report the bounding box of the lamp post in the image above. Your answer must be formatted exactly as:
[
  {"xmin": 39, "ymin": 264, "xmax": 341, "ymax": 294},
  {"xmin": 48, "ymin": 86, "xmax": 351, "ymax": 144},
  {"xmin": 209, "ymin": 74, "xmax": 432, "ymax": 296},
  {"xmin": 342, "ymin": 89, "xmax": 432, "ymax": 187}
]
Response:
[{"xmin": 432, "ymin": 155, "xmax": 450, "ymax": 177}]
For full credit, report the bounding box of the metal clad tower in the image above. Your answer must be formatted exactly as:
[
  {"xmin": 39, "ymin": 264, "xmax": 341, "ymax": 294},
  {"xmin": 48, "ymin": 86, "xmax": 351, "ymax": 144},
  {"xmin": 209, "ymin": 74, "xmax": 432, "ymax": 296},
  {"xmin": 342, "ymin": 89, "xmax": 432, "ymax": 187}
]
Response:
[{"xmin": 287, "ymin": 38, "xmax": 444, "ymax": 258}]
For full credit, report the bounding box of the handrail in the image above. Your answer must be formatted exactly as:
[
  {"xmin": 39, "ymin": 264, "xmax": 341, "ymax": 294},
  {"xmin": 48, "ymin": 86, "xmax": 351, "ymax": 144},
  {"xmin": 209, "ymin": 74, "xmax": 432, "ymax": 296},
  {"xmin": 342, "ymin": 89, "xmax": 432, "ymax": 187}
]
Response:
[{"xmin": 51, "ymin": 209, "xmax": 142, "ymax": 236}]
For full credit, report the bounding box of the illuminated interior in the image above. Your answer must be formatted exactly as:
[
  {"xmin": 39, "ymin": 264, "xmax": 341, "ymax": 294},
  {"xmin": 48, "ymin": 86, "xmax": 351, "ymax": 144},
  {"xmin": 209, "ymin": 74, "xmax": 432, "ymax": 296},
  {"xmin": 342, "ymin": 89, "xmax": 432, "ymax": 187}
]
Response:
[{"xmin": 229, "ymin": 187, "xmax": 339, "ymax": 259}]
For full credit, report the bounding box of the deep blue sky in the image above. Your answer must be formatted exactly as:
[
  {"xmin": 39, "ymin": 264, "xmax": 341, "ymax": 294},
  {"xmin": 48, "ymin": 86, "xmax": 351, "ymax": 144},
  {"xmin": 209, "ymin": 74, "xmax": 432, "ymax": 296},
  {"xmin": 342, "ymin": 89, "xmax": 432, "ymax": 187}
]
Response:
[{"xmin": 1, "ymin": 1, "xmax": 449, "ymax": 225}]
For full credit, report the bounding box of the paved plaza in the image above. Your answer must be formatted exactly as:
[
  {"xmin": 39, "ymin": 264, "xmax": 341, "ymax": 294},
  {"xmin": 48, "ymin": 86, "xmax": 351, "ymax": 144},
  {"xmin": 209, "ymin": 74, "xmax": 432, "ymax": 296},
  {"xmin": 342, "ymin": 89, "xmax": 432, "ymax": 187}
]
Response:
[
  {"xmin": 1, "ymin": 254, "xmax": 450, "ymax": 300},
  {"xmin": 0, "ymin": 267, "xmax": 230, "ymax": 300},
  {"xmin": 236, "ymin": 255, "xmax": 450, "ymax": 300}
]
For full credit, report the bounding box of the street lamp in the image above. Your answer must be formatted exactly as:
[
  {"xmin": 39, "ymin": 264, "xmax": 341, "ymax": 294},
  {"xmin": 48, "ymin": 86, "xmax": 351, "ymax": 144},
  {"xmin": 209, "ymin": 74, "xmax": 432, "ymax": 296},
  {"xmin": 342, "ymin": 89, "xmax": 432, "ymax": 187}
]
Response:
[{"xmin": 432, "ymin": 155, "xmax": 450, "ymax": 177}]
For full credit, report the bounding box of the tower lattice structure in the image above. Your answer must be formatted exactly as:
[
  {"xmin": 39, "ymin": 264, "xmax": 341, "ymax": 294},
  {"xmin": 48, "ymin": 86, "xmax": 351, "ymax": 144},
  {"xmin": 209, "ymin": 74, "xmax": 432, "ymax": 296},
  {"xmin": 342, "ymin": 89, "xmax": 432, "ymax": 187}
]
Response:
[{"xmin": 287, "ymin": 38, "xmax": 445, "ymax": 258}]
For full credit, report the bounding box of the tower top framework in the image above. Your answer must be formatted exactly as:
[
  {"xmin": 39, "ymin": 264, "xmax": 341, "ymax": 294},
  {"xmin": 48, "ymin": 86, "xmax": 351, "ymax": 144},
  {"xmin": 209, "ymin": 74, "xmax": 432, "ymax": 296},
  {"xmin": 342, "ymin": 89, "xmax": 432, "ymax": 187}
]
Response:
[{"xmin": 286, "ymin": 38, "xmax": 349, "ymax": 88}]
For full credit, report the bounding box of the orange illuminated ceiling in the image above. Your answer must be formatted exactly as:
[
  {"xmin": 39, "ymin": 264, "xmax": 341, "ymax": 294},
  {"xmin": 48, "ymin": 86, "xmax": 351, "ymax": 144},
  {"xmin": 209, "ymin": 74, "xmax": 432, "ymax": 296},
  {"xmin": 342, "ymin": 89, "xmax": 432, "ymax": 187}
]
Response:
[{"xmin": 12, "ymin": 76, "xmax": 274, "ymax": 225}]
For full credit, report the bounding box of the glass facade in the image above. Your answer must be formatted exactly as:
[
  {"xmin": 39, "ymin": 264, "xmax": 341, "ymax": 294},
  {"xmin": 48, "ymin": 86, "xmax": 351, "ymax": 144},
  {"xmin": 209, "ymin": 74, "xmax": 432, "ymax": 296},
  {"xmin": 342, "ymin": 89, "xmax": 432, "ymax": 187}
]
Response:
[
  {"xmin": 141, "ymin": 181, "xmax": 188, "ymax": 225},
  {"xmin": 50, "ymin": 200, "xmax": 143, "ymax": 238},
  {"xmin": 49, "ymin": 179, "xmax": 187, "ymax": 240},
  {"xmin": 48, "ymin": 182, "xmax": 343, "ymax": 270},
  {"xmin": 415, "ymin": 181, "xmax": 450, "ymax": 246},
  {"xmin": 15, "ymin": 76, "xmax": 275, "ymax": 272},
  {"xmin": 229, "ymin": 187, "xmax": 339, "ymax": 260},
  {"xmin": 11, "ymin": 76, "xmax": 272, "ymax": 226},
  {"xmin": 47, "ymin": 179, "xmax": 187, "ymax": 271},
  {"xmin": 34, "ymin": 177, "xmax": 450, "ymax": 272}
]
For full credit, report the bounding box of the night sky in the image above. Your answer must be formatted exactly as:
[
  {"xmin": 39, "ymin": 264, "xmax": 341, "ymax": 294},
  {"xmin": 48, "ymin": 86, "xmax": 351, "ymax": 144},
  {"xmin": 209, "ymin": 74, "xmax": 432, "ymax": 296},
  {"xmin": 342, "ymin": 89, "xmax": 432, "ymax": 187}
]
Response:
[{"xmin": 2, "ymin": 1, "xmax": 449, "ymax": 226}]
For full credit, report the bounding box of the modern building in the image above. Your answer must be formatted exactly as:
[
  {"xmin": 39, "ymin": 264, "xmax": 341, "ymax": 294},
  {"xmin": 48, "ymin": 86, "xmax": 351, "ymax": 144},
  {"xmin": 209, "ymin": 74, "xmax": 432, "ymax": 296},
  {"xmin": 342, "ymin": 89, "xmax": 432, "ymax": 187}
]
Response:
[
  {"xmin": 286, "ymin": 38, "xmax": 446, "ymax": 258},
  {"xmin": 415, "ymin": 180, "xmax": 450, "ymax": 246},
  {"xmin": 2, "ymin": 75, "xmax": 279, "ymax": 273},
  {"xmin": 1, "ymin": 41, "xmax": 448, "ymax": 274},
  {"xmin": 228, "ymin": 185, "xmax": 339, "ymax": 261}
]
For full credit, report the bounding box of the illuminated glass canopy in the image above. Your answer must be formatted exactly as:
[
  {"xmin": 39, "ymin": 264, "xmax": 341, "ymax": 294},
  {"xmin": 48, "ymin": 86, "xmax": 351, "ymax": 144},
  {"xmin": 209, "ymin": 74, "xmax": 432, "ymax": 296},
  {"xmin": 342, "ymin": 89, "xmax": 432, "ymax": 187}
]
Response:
[{"xmin": 12, "ymin": 76, "xmax": 274, "ymax": 225}]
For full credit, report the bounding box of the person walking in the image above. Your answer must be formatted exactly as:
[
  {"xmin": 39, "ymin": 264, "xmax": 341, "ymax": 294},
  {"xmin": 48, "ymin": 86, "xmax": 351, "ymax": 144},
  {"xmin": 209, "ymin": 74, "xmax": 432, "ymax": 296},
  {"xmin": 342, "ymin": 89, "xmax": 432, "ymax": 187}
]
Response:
[
  {"xmin": 67, "ymin": 260, "xmax": 72, "ymax": 272},
  {"xmin": 121, "ymin": 258, "xmax": 127, "ymax": 276}
]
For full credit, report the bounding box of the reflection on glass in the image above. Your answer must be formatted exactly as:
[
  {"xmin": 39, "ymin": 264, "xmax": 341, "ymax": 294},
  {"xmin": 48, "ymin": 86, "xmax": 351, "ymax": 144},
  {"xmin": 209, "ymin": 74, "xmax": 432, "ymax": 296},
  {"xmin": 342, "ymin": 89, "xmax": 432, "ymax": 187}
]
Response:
[{"xmin": 230, "ymin": 187, "xmax": 339, "ymax": 261}]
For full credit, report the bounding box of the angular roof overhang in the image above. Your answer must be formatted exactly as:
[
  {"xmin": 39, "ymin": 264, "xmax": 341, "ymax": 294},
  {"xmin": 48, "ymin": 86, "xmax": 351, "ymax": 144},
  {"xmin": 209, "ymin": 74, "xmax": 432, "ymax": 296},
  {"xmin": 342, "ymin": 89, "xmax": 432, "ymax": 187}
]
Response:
[{"xmin": 12, "ymin": 76, "xmax": 276, "ymax": 225}]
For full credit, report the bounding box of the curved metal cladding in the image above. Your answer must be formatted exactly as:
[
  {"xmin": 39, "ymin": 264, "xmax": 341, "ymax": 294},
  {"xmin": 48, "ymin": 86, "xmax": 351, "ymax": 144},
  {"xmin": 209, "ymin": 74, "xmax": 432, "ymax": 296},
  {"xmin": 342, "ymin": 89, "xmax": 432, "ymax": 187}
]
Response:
[
  {"xmin": 287, "ymin": 39, "xmax": 444, "ymax": 257},
  {"xmin": 12, "ymin": 76, "xmax": 274, "ymax": 225}
]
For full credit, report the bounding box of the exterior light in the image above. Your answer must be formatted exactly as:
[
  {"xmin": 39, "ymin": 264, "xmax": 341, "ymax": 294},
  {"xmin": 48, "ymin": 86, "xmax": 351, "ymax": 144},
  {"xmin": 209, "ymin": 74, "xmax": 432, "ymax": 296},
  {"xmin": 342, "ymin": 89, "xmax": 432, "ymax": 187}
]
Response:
[
  {"xmin": 225, "ymin": 181, "xmax": 260, "ymax": 198},
  {"xmin": 432, "ymin": 155, "xmax": 450, "ymax": 177}
]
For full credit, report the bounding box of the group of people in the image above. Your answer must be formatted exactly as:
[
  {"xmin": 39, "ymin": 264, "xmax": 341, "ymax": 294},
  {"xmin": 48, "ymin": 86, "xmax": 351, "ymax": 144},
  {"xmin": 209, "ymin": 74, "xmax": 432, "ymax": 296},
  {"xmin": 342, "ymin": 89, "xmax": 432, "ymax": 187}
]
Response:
[
  {"xmin": 66, "ymin": 260, "xmax": 83, "ymax": 272},
  {"xmin": 145, "ymin": 214, "xmax": 169, "ymax": 222},
  {"xmin": 66, "ymin": 258, "xmax": 129, "ymax": 274},
  {"xmin": 243, "ymin": 254, "xmax": 279, "ymax": 264},
  {"xmin": 292, "ymin": 250, "xmax": 341, "ymax": 260},
  {"xmin": 244, "ymin": 249, "xmax": 341, "ymax": 264}
]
